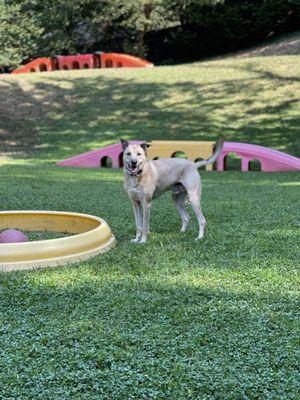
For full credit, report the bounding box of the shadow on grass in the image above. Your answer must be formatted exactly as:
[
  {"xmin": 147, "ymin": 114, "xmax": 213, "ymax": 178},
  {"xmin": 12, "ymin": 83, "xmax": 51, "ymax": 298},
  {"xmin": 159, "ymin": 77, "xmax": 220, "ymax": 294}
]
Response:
[
  {"xmin": 0, "ymin": 264, "xmax": 298, "ymax": 399},
  {"xmin": 0, "ymin": 59, "xmax": 299, "ymax": 161}
]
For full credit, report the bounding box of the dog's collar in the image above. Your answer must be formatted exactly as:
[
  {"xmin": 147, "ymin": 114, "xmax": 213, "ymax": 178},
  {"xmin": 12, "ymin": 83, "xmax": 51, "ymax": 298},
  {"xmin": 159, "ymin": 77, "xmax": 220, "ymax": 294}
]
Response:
[{"xmin": 124, "ymin": 166, "xmax": 143, "ymax": 177}]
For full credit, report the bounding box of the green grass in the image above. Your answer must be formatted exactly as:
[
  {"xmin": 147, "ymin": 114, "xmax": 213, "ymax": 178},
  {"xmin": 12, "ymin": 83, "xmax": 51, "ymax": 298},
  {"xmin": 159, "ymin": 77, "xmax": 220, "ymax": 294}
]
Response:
[
  {"xmin": 0, "ymin": 57, "xmax": 299, "ymax": 399},
  {"xmin": 0, "ymin": 56, "xmax": 299, "ymax": 161},
  {"xmin": 25, "ymin": 231, "xmax": 71, "ymax": 240}
]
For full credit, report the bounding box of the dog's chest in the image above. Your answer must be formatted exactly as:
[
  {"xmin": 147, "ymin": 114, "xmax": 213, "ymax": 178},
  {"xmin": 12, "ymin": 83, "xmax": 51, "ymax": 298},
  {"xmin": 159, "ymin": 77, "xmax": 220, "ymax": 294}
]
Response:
[
  {"xmin": 125, "ymin": 175, "xmax": 154, "ymax": 201},
  {"xmin": 125, "ymin": 179, "xmax": 144, "ymax": 200}
]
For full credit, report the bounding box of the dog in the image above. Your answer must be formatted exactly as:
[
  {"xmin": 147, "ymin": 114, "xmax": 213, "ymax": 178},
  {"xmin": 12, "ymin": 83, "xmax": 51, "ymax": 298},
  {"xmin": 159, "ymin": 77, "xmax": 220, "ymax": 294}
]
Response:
[{"xmin": 121, "ymin": 137, "xmax": 223, "ymax": 243}]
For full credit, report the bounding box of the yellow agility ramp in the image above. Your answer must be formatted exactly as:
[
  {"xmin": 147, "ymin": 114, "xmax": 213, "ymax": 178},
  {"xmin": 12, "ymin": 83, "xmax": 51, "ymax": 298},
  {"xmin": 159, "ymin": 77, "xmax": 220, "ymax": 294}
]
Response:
[
  {"xmin": 147, "ymin": 141, "xmax": 215, "ymax": 170},
  {"xmin": 0, "ymin": 211, "xmax": 115, "ymax": 272}
]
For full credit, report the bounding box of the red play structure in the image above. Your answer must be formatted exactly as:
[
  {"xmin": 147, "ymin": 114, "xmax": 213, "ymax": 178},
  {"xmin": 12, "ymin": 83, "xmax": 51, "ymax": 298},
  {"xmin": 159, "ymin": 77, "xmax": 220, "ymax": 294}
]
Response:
[{"xmin": 12, "ymin": 52, "xmax": 153, "ymax": 74}]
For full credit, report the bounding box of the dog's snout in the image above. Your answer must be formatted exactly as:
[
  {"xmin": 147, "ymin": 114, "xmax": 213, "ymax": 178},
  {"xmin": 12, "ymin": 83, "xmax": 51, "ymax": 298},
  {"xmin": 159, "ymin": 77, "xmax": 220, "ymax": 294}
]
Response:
[{"xmin": 131, "ymin": 160, "xmax": 138, "ymax": 166}]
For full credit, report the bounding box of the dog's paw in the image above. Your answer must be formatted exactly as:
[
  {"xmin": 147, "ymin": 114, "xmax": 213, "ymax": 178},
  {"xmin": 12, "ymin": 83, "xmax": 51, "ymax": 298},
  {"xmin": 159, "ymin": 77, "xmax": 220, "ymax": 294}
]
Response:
[
  {"xmin": 195, "ymin": 235, "xmax": 204, "ymax": 241},
  {"xmin": 131, "ymin": 238, "xmax": 140, "ymax": 243},
  {"xmin": 180, "ymin": 224, "xmax": 188, "ymax": 233}
]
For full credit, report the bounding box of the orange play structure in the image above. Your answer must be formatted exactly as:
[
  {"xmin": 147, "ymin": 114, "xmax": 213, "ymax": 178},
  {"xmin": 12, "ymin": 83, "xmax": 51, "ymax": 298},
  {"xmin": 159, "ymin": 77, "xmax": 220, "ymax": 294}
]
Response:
[{"xmin": 12, "ymin": 52, "xmax": 153, "ymax": 74}]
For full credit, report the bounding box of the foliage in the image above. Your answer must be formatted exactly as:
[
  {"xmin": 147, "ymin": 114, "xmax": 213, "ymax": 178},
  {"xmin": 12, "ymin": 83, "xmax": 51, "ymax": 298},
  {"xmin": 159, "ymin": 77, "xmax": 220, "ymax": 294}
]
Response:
[
  {"xmin": 26, "ymin": 0, "xmax": 110, "ymax": 56},
  {"xmin": 147, "ymin": 0, "xmax": 300, "ymax": 62},
  {"xmin": 103, "ymin": 0, "xmax": 176, "ymax": 57},
  {"xmin": 0, "ymin": 0, "xmax": 42, "ymax": 70},
  {"xmin": 1, "ymin": 0, "xmax": 299, "ymax": 69}
]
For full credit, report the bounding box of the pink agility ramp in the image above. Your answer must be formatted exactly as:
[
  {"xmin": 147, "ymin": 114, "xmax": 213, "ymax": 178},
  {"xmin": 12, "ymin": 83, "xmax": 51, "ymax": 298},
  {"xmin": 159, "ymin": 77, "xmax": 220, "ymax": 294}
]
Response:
[
  {"xmin": 217, "ymin": 142, "xmax": 300, "ymax": 172},
  {"xmin": 57, "ymin": 141, "xmax": 300, "ymax": 172},
  {"xmin": 57, "ymin": 141, "xmax": 143, "ymax": 168}
]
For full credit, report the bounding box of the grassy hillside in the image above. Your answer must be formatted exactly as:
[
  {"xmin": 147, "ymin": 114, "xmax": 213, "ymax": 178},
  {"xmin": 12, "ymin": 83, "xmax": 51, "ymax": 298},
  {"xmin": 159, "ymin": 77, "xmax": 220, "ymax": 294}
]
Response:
[{"xmin": 0, "ymin": 56, "xmax": 299, "ymax": 162}]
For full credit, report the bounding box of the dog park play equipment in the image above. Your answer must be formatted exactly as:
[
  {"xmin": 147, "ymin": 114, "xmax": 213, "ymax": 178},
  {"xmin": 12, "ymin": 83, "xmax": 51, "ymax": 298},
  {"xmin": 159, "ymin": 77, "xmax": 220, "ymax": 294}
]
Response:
[
  {"xmin": 216, "ymin": 142, "xmax": 300, "ymax": 172},
  {"xmin": 57, "ymin": 140, "xmax": 216, "ymax": 170},
  {"xmin": 57, "ymin": 141, "xmax": 144, "ymax": 168},
  {"xmin": 11, "ymin": 57, "xmax": 57, "ymax": 74},
  {"xmin": 11, "ymin": 52, "xmax": 153, "ymax": 74},
  {"xmin": 147, "ymin": 141, "xmax": 216, "ymax": 171},
  {"xmin": 100, "ymin": 53, "xmax": 153, "ymax": 68},
  {"xmin": 0, "ymin": 211, "xmax": 115, "ymax": 272},
  {"xmin": 58, "ymin": 140, "xmax": 300, "ymax": 172}
]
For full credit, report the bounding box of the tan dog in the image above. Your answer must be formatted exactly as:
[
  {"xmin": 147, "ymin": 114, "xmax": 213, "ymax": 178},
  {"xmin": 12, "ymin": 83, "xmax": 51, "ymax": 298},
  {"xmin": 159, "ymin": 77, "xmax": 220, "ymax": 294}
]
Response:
[{"xmin": 121, "ymin": 137, "xmax": 223, "ymax": 243}]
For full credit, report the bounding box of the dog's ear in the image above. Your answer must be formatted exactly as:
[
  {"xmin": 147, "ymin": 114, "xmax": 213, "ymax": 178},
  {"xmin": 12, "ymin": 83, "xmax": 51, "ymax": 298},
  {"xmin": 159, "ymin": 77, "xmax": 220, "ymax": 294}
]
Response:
[
  {"xmin": 141, "ymin": 142, "xmax": 150, "ymax": 152},
  {"xmin": 120, "ymin": 138, "xmax": 129, "ymax": 150}
]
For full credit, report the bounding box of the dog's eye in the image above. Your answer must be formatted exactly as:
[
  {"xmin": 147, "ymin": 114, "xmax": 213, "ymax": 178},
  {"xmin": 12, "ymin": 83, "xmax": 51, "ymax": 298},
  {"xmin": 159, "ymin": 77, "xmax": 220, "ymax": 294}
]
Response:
[
  {"xmin": 137, "ymin": 152, "xmax": 141, "ymax": 156},
  {"xmin": 126, "ymin": 152, "xmax": 131, "ymax": 156}
]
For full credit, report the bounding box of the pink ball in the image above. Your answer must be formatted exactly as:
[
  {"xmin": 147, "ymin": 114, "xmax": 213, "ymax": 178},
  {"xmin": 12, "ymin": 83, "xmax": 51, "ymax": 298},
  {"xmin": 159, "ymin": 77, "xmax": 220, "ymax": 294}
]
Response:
[{"xmin": 0, "ymin": 229, "xmax": 29, "ymax": 244}]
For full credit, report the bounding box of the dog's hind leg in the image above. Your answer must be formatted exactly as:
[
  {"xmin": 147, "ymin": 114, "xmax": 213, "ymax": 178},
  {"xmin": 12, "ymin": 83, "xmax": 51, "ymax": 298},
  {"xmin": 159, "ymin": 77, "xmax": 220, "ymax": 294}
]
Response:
[
  {"xmin": 182, "ymin": 172, "xmax": 206, "ymax": 240},
  {"xmin": 172, "ymin": 190, "xmax": 190, "ymax": 232},
  {"xmin": 188, "ymin": 190, "xmax": 206, "ymax": 240}
]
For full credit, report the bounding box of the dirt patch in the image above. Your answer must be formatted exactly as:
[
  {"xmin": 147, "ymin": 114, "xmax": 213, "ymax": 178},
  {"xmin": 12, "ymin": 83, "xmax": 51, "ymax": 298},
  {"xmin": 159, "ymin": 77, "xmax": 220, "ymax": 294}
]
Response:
[
  {"xmin": 238, "ymin": 34, "xmax": 300, "ymax": 57},
  {"xmin": 216, "ymin": 31, "xmax": 300, "ymax": 60}
]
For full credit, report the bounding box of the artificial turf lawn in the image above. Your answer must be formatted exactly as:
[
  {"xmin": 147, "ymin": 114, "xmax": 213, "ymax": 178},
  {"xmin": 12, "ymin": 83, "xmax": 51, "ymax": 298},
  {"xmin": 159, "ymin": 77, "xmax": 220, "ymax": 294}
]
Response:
[{"xmin": 0, "ymin": 56, "xmax": 299, "ymax": 399}]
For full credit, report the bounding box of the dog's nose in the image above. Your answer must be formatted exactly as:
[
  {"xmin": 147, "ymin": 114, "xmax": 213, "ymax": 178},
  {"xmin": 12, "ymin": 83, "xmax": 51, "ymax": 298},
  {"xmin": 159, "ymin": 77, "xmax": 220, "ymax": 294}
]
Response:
[{"xmin": 131, "ymin": 160, "xmax": 137, "ymax": 166}]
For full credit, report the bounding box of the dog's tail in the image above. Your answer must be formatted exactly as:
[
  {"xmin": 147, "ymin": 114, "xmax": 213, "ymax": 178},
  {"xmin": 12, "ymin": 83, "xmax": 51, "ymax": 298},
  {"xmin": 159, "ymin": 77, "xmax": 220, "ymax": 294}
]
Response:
[{"xmin": 194, "ymin": 136, "xmax": 224, "ymax": 169}]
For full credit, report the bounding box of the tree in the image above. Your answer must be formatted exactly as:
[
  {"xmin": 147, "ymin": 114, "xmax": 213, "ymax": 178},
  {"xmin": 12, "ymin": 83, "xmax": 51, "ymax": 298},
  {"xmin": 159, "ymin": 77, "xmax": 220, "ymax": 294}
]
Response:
[
  {"xmin": 163, "ymin": 0, "xmax": 224, "ymax": 24},
  {"xmin": 104, "ymin": 0, "xmax": 176, "ymax": 57},
  {"xmin": 0, "ymin": 0, "xmax": 43, "ymax": 70},
  {"xmin": 34, "ymin": 0, "xmax": 107, "ymax": 56}
]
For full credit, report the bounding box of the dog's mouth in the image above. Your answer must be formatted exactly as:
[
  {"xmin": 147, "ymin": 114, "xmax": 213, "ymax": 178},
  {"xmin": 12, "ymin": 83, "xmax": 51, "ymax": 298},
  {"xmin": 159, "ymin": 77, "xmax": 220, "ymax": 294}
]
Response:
[
  {"xmin": 126, "ymin": 163, "xmax": 140, "ymax": 175},
  {"xmin": 130, "ymin": 166, "xmax": 138, "ymax": 173}
]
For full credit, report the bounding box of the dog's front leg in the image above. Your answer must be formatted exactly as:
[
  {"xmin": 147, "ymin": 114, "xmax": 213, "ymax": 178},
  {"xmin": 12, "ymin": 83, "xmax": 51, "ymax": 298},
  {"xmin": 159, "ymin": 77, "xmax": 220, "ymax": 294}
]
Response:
[
  {"xmin": 139, "ymin": 200, "xmax": 152, "ymax": 243},
  {"xmin": 131, "ymin": 200, "xmax": 143, "ymax": 243}
]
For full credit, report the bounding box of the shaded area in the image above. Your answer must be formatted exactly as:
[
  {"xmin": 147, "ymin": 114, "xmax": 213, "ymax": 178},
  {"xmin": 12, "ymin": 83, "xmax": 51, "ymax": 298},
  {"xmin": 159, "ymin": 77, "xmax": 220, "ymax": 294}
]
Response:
[
  {"xmin": 0, "ymin": 57, "xmax": 299, "ymax": 162},
  {"xmin": 0, "ymin": 274, "xmax": 298, "ymax": 399}
]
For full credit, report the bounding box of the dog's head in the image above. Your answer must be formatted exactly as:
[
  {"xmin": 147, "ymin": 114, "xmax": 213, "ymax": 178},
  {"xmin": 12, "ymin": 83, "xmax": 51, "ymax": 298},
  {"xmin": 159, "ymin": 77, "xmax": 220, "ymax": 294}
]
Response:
[{"xmin": 120, "ymin": 139, "xmax": 150, "ymax": 175}]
